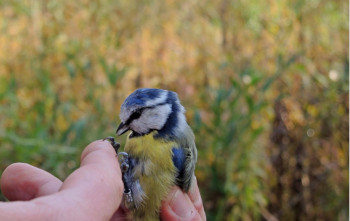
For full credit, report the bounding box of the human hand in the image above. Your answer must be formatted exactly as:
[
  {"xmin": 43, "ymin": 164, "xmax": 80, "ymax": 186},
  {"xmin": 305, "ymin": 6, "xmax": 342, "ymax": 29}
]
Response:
[
  {"xmin": 0, "ymin": 140, "xmax": 124, "ymax": 221},
  {"xmin": 0, "ymin": 140, "xmax": 206, "ymax": 221}
]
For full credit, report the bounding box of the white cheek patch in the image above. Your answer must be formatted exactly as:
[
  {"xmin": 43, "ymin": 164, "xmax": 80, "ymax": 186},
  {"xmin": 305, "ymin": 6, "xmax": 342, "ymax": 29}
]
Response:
[
  {"xmin": 131, "ymin": 104, "xmax": 172, "ymax": 133},
  {"xmin": 176, "ymin": 111, "xmax": 186, "ymax": 134},
  {"xmin": 175, "ymin": 100, "xmax": 186, "ymax": 135}
]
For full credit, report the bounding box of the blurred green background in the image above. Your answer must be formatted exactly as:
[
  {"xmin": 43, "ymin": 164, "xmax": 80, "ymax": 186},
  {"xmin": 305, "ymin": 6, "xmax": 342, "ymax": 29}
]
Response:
[{"xmin": 0, "ymin": 0, "xmax": 348, "ymax": 220}]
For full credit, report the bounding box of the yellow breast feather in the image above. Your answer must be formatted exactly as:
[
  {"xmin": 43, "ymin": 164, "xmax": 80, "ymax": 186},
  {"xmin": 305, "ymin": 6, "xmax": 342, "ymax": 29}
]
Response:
[{"xmin": 124, "ymin": 131, "xmax": 178, "ymax": 221}]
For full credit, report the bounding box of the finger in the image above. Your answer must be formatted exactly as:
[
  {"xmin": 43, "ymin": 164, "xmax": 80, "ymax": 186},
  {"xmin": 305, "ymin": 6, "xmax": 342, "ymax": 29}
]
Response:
[
  {"xmin": 110, "ymin": 207, "xmax": 128, "ymax": 221},
  {"xmin": 188, "ymin": 177, "xmax": 206, "ymax": 221},
  {"xmin": 1, "ymin": 163, "xmax": 62, "ymax": 201},
  {"xmin": 55, "ymin": 139, "xmax": 124, "ymax": 220},
  {"xmin": 0, "ymin": 140, "xmax": 124, "ymax": 221},
  {"xmin": 160, "ymin": 186, "xmax": 203, "ymax": 221}
]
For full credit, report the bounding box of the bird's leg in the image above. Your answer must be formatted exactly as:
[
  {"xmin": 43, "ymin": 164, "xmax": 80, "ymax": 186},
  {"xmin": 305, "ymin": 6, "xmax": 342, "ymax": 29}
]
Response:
[
  {"xmin": 118, "ymin": 152, "xmax": 134, "ymax": 208},
  {"xmin": 103, "ymin": 136, "xmax": 120, "ymax": 154},
  {"xmin": 103, "ymin": 139, "xmax": 134, "ymax": 207}
]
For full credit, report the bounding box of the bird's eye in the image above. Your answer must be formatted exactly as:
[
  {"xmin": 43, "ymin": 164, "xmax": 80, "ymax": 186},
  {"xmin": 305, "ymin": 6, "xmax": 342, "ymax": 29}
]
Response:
[
  {"xmin": 125, "ymin": 109, "xmax": 143, "ymax": 125},
  {"xmin": 129, "ymin": 110, "xmax": 142, "ymax": 120}
]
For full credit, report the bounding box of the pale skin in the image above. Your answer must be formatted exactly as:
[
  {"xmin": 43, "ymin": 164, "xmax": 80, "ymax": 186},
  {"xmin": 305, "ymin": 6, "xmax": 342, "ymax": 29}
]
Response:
[{"xmin": 0, "ymin": 140, "xmax": 206, "ymax": 221}]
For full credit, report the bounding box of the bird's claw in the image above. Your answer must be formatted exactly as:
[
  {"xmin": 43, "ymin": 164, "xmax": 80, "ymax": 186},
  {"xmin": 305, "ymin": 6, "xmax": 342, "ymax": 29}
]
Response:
[
  {"xmin": 118, "ymin": 151, "xmax": 129, "ymax": 158},
  {"xmin": 121, "ymin": 162, "xmax": 129, "ymax": 173},
  {"xmin": 103, "ymin": 136, "xmax": 120, "ymax": 154},
  {"xmin": 118, "ymin": 152, "xmax": 130, "ymax": 173}
]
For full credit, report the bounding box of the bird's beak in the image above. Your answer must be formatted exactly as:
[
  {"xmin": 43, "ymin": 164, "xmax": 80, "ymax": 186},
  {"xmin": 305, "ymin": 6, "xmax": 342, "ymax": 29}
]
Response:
[{"xmin": 116, "ymin": 122, "xmax": 129, "ymax": 136}]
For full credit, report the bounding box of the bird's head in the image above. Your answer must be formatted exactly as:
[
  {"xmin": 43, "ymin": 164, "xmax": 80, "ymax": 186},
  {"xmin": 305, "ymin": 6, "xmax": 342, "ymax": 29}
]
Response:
[{"xmin": 116, "ymin": 88, "xmax": 186, "ymax": 138}]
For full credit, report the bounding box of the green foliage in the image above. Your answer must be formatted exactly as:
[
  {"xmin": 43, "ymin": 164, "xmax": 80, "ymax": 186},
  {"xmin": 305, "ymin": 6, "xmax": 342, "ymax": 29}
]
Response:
[{"xmin": 0, "ymin": 0, "xmax": 348, "ymax": 220}]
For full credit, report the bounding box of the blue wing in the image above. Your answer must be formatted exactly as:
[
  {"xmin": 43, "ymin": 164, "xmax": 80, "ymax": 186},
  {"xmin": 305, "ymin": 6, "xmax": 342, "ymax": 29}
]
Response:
[{"xmin": 172, "ymin": 147, "xmax": 186, "ymax": 188}]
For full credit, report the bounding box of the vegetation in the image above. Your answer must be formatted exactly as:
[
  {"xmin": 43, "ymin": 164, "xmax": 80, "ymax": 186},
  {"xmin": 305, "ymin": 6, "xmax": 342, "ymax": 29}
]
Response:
[{"xmin": 0, "ymin": 0, "xmax": 348, "ymax": 220}]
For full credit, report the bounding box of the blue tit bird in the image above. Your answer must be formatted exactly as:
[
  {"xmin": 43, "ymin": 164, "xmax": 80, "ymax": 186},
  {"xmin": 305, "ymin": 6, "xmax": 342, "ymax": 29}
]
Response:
[{"xmin": 116, "ymin": 88, "xmax": 197, "ymax": 221}]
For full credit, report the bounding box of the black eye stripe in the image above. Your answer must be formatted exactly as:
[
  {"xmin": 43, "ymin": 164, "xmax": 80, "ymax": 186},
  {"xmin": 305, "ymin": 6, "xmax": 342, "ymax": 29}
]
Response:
[
  {"xmin": 130, "ymin": 111, "xmax": 141, "ymax": 120},
  {"xmin": 125, "ymin": 102, "xmax": 170, "ymax": 125},
  {"xmin": 126, "ymin": 110, "xmax": 142, "ymax": 125}
]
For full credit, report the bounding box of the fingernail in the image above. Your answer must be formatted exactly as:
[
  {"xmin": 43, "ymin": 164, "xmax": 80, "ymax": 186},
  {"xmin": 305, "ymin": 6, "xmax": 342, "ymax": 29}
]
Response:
[{"xmin": 169, "ymin": 189, "xmax": 195, "ymax": 218}]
